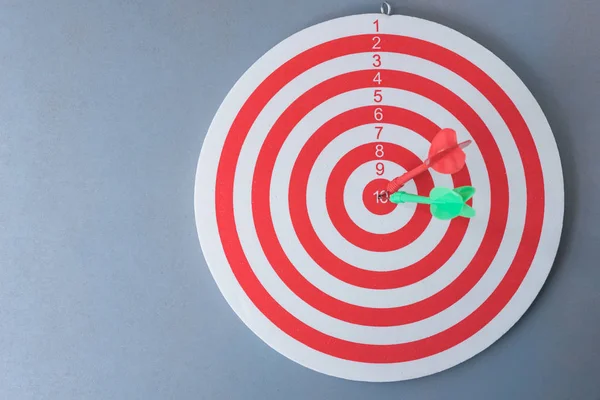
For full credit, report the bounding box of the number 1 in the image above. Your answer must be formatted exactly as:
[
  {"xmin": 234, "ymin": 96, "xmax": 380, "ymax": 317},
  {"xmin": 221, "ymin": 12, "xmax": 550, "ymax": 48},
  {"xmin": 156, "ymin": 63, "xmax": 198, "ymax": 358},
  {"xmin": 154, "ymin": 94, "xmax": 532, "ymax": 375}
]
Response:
[{"xmin": 373, "ymin": 19, "xmax": 379, "ymax": 32}]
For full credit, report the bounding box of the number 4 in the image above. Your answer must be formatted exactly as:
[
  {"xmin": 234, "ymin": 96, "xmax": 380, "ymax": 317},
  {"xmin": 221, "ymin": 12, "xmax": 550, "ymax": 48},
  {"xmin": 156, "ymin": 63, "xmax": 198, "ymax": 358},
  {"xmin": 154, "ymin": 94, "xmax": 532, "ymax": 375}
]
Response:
[{"xmin": 373, "ymin": 72, "xmax": 381, "ymax": 85}]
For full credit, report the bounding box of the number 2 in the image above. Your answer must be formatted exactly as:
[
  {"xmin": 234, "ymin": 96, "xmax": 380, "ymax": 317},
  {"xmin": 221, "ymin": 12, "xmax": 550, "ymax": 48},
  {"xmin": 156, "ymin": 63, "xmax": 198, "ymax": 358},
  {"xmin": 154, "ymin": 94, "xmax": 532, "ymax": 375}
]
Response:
[{"xmin": 372, "ymin": 36, "xmax": 381, "ymax": 49}]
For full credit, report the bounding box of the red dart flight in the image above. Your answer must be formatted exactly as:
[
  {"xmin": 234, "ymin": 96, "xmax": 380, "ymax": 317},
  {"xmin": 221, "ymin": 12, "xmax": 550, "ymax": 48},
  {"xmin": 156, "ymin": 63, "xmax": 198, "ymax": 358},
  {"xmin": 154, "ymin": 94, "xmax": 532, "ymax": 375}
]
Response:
[{"xmin": 385, "ymin": 128, "xmax": 472, "ymax": 195}]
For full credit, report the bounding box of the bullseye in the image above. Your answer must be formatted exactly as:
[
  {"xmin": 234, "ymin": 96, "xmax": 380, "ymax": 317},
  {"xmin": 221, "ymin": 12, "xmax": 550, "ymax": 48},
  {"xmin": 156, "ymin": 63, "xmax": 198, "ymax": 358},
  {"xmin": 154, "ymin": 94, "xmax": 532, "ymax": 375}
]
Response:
[
  {"xmin": 324, "ymin": 139, "xmax": 439, "ymax": 253},
  {"xmin": 362, "ymin": 178, "xmax": 395, "ymax": 215},
  {"xmin": 195, "ymin": 13, "xmax": 564, "ymax": 382}
]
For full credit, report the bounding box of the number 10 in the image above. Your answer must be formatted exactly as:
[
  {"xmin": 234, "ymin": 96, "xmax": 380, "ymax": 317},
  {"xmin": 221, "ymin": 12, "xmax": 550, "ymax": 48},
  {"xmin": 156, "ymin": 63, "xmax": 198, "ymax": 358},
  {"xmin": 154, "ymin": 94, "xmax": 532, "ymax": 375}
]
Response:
[{"xmin": 374, "ymin": 191, "xmax": 387, "ymax": 203}]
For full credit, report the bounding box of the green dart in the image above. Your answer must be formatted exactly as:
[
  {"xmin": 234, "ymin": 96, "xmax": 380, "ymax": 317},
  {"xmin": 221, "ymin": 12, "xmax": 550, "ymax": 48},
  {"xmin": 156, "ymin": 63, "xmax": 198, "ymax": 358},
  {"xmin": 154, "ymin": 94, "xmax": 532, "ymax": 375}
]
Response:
[{"xmin": 389, "ymin": 186, "xmax": 476, "ymax": 220}]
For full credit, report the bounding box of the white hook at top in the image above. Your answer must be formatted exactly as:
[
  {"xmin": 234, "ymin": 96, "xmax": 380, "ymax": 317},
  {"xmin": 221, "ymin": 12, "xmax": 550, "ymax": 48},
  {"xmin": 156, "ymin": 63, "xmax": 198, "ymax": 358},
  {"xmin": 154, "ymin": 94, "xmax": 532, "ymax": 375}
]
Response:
[{"xmin": 380, "ymin": 1, "xmax": 392, "ymax": 15}]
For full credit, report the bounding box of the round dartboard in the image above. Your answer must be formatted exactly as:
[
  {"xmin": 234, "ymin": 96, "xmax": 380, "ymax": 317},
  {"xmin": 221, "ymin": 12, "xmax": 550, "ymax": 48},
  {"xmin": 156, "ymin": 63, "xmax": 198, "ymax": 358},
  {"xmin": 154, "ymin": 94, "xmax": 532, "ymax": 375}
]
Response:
[{"xmin": 194, "ymin": 11, "xmax": 564, "ymax": 382}]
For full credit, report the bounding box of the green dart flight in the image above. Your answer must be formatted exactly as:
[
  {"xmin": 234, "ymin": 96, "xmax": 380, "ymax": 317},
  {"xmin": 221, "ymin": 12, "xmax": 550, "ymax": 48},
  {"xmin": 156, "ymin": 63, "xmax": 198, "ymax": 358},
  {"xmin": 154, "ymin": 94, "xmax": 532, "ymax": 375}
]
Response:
[{"xmin": 389, "ymin": 186, "xmax": 476, "ymax": 220}]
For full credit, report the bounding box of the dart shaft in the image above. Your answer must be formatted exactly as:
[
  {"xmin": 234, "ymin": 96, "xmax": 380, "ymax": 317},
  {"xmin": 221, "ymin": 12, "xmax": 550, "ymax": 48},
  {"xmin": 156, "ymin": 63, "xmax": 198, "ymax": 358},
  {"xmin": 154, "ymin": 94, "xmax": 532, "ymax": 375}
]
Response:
[
  {"xmin": 385, "ymin": 139, "xmax": 472, "ymax": 195},
  {"xmin": 390, "ymin": 192, "xmax": 433, "ymax": 204},
  {"xmin": 386, "ymin": 163, "xmax": 428, "ymax": 193}
]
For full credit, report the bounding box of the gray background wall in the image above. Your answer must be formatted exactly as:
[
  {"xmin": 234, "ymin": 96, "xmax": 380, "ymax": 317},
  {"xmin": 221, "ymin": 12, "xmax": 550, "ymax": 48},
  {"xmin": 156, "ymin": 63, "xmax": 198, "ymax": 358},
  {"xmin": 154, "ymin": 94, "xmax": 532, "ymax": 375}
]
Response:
[{"xmin": 1, "ymin": 0, "xmax": 599, "ymax": 399}]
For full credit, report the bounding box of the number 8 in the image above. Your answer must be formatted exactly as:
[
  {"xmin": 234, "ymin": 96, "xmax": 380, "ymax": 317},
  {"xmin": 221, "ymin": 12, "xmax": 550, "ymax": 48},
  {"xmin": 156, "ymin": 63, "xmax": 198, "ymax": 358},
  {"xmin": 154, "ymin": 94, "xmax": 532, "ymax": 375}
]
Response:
[{"xmin": 375, "ymin": 144, "xmax": 384, "ymax": 158}]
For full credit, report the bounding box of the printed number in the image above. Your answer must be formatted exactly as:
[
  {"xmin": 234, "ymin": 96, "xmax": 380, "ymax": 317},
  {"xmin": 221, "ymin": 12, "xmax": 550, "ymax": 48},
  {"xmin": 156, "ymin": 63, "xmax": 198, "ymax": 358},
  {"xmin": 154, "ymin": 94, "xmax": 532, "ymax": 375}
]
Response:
[
  {"xmin": 372, "ymin": 54, "xmax": 381, "ymax": 67},
  {"xmin": 375, "ymin": 144, "xmax": 384, "ymax": 158},
  {"xmin": 374, "ymin": 191, "xmax": 388, "ymax": 203},
  {"xmin": 374, "ymin": 89, "xmax": 382, "ymax": 102},
  {"xmin": 372, "ymin": 36, "xmax": 381, "ymax": 49},
  {"xmin": 375, "ymin": 162, "xmax": 385, "ymax": 175},
  {"xmin": 373, "ymin": 71, "xmax": 382, "ymax": 85},
  {"xmin": 374, "ymin": 107, "xmax": 383, "ymax": 121},
  {"xmin": 373, "ymin": 19, "xmax": 379, "ymax": 32},
  {"xmin": 375, "ymin": 126, "xmax": 383, "ymax": 139}
]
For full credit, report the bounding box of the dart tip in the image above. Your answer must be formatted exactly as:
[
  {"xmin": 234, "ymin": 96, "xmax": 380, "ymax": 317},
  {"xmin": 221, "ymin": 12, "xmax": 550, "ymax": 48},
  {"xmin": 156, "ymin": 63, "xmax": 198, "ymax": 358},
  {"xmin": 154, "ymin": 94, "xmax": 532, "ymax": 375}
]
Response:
[{"xmin": 458, "ymin": 139, "xmax": 472, "ymax": 149}]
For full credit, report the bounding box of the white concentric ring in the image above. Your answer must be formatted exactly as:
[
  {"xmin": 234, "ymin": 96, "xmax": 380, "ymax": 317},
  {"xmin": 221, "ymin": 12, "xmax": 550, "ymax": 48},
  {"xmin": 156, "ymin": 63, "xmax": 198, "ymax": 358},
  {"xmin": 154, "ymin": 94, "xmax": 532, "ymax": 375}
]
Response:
[
  {"xmin": 194, "ymin": 13, "xmax": 564, "ymax": 382},
  {"xmin": 230, "ymin": 48, "xmax": 524, "ymax": 272},
  {"xmin": 267, "ymin": 123, "xmax": 489, "ymax": 308},
  {"xmin": 344, "ymin": 161, "xmax": 416, "ymax": 234},
  {"xmin": 227, "ymin": 20, "xmax": 522, "ymax": 333},
  {"xmin": 231, "ymin": 50, "xmax": 523, "ymax": 320}
]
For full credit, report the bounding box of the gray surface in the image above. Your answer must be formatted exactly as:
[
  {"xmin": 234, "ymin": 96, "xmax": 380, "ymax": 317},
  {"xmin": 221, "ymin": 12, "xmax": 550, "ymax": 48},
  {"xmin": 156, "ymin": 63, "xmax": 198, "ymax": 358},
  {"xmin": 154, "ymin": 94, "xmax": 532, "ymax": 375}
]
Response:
[{"xmin": 0, "ymin": 0, "xmax": 599, "ymax": 399}]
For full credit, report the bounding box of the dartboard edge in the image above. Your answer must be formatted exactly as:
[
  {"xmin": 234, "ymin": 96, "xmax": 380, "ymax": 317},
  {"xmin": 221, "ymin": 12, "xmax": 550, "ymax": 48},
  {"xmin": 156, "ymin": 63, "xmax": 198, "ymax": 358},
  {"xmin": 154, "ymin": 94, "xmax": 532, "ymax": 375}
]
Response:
[{"xmin": 194, "ymin": 12, "xmax": 564, "ymax": 382}]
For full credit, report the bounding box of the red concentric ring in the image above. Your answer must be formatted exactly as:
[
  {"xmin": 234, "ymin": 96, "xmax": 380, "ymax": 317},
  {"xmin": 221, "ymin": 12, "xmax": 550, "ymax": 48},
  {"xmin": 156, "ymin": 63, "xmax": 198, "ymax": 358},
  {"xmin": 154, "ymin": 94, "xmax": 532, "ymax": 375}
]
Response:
[
  {"xmin": 215, "ymin": 34, "xmax": 543, "ymax": 362},
  {"xmin": 256, "ymin": 78, "xmax": 477, "ymax": 325},
  {"xmin": 326, "ymin": 141, "xmax": 434, "ymax": 251},
  {"xmin": 290, "ymin": 106, "xmax": 471, "ymax": 288}
]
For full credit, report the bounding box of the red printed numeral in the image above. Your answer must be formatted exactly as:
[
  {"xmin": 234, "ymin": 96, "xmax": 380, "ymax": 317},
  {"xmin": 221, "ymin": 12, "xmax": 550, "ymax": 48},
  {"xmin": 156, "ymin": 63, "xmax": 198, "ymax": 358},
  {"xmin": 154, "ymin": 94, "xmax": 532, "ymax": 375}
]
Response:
[
  {"xmin": 374, "ymin": 89, "xmax": 382, "ymax": 103},
  {"xmin": 372, "ymin": 54, "xmax": 381, "ymax": 67}
]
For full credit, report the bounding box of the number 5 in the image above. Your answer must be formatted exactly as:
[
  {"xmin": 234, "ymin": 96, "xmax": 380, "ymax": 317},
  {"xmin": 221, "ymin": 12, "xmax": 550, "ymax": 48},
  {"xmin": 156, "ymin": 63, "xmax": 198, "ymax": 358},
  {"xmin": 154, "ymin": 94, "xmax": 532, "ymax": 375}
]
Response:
[{"xmin": 374, "ymin": 89, "xmax": 382, "ymax": 103}]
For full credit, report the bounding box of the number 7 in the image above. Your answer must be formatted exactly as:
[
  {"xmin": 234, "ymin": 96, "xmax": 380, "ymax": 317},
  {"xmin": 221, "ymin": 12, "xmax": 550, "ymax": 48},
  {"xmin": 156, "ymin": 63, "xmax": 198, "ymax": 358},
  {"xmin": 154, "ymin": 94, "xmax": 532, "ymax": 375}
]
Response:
[{"xmin": 375, "ymin": 126, "xmax": 383, "ymax": 139}]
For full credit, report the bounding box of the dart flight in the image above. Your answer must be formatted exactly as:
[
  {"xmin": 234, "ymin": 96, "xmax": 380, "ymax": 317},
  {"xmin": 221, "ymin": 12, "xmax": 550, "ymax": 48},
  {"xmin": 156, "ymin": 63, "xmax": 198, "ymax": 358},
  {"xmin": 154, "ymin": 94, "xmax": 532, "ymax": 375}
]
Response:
[
  {"xmin": 389, "ymin": 186, "xmax": 476, "ymax": 220},
  {"xmin": 385, "ymin": 128, "xmax": 472, "ymax": 195}
]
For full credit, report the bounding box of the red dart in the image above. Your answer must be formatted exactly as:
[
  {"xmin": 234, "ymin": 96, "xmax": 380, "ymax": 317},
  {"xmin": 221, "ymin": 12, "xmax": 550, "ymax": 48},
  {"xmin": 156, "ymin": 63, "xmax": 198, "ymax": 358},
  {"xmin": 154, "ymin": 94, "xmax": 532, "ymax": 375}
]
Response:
[{"xmin": 385, "ymin": 128, "xmax": 472, "ymax": 195}]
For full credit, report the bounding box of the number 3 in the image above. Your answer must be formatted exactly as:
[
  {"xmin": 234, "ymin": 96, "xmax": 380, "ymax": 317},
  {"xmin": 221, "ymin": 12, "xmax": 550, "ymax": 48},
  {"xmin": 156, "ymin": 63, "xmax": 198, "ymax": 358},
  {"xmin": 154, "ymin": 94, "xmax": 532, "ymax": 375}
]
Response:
[{"xmin": 372, "ymin": 54, "xmax": 381, "ymax": 67}]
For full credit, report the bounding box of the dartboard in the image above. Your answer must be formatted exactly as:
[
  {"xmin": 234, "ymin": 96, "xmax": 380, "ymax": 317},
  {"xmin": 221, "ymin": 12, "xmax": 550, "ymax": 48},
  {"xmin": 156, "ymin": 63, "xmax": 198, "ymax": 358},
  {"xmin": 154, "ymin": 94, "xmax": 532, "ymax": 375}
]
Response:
[{"xmin": 194, "ymin": 11, "xmax": 564, "ymax": 382}]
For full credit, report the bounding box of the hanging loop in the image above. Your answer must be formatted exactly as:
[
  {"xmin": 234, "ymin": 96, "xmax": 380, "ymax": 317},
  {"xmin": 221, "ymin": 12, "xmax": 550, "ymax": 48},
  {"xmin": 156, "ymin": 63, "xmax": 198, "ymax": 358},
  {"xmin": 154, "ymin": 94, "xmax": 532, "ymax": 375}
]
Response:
[{"xmin": 380, "ymin": 1, "xmax": 392, "ymax": 15}]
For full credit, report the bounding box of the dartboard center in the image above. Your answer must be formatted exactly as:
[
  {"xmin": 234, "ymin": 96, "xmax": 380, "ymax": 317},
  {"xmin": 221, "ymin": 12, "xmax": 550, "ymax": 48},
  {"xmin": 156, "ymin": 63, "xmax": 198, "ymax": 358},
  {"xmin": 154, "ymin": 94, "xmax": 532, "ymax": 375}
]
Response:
[{"xmin": 362, "ymin": 178, "xmax": 396, "ymax": 215}]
